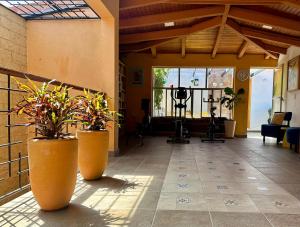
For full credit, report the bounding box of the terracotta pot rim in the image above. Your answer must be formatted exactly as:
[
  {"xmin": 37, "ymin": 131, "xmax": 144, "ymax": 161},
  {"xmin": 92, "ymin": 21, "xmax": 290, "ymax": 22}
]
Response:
[
  {"xmin": 30, "ymin": 137, "xmax": 78, "ymax": 143},
  {"xmin": 77, "ymin": 130, "xmax": 109, "ymax": 133}
]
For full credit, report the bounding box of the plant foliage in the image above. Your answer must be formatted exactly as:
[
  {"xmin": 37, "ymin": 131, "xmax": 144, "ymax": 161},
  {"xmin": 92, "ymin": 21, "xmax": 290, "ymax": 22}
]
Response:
[
  {"xmin": 153, "ymin": 68, "xmax": 169, "ymax": 114},
  {"xmin": 12, "ymin": 78, "xmax": 77, "ymax": 139},
  {"xmin": 220, "ymin": 87, "xmax": 245, "ymax": 111},
  {"xmin": 75, "ymin": 90, "xmax": 119, "ymax": 131}
]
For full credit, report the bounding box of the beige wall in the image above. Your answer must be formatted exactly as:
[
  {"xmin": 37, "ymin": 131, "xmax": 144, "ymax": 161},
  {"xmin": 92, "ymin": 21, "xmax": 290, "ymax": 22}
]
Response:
[
  {"xmin": 0, "ymin": 5, "xmax": 29, "ymax": 201},
  {"xmin": 123, "ymin": 53, "xmax": 277, "ymax": 136},
  {"xmin": 26, "ymin": 3, "xmax": 119, "ymax": 151},
  {"xmin": 0, "ymin": 5, "xmax": 26, "ymax": 71},
  {"xmin": 27, "ymin": 20, "xmax": 110, "ymax": 91},
  {"xmin": 278, "ymin": 46, "xmax": 300, "ymax": 126}
]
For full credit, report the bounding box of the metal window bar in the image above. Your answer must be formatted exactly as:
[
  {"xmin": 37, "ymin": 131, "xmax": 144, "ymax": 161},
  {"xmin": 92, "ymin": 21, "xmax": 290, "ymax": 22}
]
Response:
[
  {"xmin": 152, "ymin": 87, "xmax": 231, "ymax": 119},
  {"xmin": 0, "ymin": 0, "xmax": 99, "ymax": 20},
  {"xmin": 0, "ymin": 66, "xmax": 101, "ymax": 204}
]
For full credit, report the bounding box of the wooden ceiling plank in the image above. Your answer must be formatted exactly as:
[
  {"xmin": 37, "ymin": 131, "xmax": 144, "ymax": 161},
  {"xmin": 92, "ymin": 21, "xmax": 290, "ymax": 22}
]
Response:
[
  {"xmin": 226, "ymin": 19, "xmax": 277, "ymax": 59},
  {"xmin": 249, "ymin": 38, "xmax": 287, "ymax": 54},
  {"xmin": 238, "ymin": 41, "xmax": 249, "ymax": 58},
  {"xmin": 241, "ymin": 26, "xmax": 300, "ymax": 47},
  {"xmin": 120, "ymin": 16, "xmax": 222, "ymax": 44},
  {"xmin": 212, "ymin": 5, "xmax": 230, "ymax": 58},
  {"xmin": 181, "ymin": 37, "xmax": 186, "ymax": 57},
  {"xmin": 120, "ymin": 0, "xmax": 286, "ymax": 10},
  {"xmin": 168, "ymin": 0, "xmax": 299, "ymax": 7},
  {"xmin": 265, "ymin": 54, "xmax": 271, "ymax": 59},
  {"xmin": 151, "ymin": 47, "xmax": 157, "ymax": 57},
  {"xmin": 163, "ymin": 0, "xmax": 283, "ymax": 4},
  {"xmin": 120, "ymin": 0, "xmax": 163, "ymax": 10},
  {"xmin": 265, "ymin": 53, "xmax": 280, "ymax": 59},
  {"xmin": 120, "ymin": 6, "xmax": 224, "ymax": 29},
  {"xmin": 284, "ymin": 0, "xmax": 300, "ymax": 9},
  {"xmin": 120, "ymin": 38, "xmax": 175, "ymax": 52},
  {"xmin": 228, "ymin": 6, "xmax": 300, "ymax": 32}
]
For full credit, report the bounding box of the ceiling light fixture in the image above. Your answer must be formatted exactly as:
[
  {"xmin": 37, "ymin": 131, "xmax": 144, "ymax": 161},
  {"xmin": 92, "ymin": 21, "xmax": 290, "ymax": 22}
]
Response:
[
  {"xmin": 164, "ymin": 22, "xmax": 175, "ymax": 27},
  {"xmin": 262, "ymin": 24, "xmax": 273, "ymax": 30}
]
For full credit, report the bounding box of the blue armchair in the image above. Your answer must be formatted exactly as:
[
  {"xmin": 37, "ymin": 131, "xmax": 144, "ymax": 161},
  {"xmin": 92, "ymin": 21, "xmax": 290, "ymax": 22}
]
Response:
[
  {"xmin": 287, "ymin": 127, "xmax": 300, "ymax": 153},
  {"xmin": 261, "ymin": 112, "xmax": 292, "ymax": 144}
]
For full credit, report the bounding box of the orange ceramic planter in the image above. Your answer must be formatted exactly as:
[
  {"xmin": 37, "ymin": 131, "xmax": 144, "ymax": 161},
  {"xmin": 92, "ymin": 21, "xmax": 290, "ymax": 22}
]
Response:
[
  {"xmin": 28, "ymin": 138, "xmax": 78, "ymax": 211},
  {"xmin": 77, "ymin": 130, "xmax": 109, "ymax": 180}
]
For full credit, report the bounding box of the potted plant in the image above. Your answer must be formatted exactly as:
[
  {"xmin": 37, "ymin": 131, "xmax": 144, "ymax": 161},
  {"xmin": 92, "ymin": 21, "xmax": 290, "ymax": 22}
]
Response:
[
  {"xmin": 220, "ymin": 87, "xmax": 245, "ymax": 138},
  {"xmin": 75, "ymin": 90, "xmax": 118, "ymax": 181},
  {"xmin": 12, "ymin": 78, "xmax": 78, "ymax": 211}
]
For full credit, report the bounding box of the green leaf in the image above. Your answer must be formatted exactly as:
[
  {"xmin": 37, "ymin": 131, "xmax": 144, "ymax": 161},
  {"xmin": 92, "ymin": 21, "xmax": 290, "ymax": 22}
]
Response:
[{"xmin": 224, "ymin": 87, "xmax": 234, "ymax": 95}]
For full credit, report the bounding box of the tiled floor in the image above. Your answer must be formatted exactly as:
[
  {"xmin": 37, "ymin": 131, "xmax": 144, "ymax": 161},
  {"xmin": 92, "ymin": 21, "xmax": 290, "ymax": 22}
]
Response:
[{"xmin": 1, "ymin": 136, "xmax": 300, "ymax": 226}]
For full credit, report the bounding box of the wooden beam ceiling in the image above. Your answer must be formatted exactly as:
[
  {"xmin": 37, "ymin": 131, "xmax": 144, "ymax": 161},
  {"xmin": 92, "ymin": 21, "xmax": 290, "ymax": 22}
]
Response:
[
  {"xmin": 285, "ymin": 0, "xmax": 300, "ymax": 9},
  {"xmin": 120, "ymin": 16, "xmax": 222, "ymax": 44},
  {"xmin": 241, "ymin": 26, "xmax": 300, "ymax": 47},
  {"xmin": 120, "ymin": 0, "xmax": 300, "ymax": 56},
  {"xmin": 237, "ymin": 41, "xmax": 249, "ymax": 58},
  {"xmin": 228, "ymin": 6, "xmax": 300, "ymax": 32},
  {"xmin": 249, "ymin": 38, "xmax": 287, "ymax": 54},
  {"xmin": 120, "ymin": 0, "xmax": 163, "ymax": 10},
  {"xmin": 120, "ymin": 38, "xmax": 175, "ymax": 52},
  {"xmin": 151, "ymin": 47, "xmax": 157, "ymax": 57},
  {"xmin": 169, "ymin": 0, "xmax": 300, "ymax": 8},
  {"xmin": 120, "ymin": 6, "xmax": 224, "ymax": 29},
  {"xmin": 120, "ymin": 0, "xmax": 297, "ymax": 11},
  {"xmin": 212, "ymin": 5, "xmax": 230, "ymax": 58},
  {"xmin": 181, "ymin": 37, "xmax": 186, "ymax": 57},
  {"xmin": 226, "ymin": 19, "xmax": 278, "ymax": 59}
]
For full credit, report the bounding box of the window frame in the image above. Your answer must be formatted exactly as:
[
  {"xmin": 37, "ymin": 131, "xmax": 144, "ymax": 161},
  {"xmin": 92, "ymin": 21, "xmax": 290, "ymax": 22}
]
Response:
[{"xmin": 151, "ymin": 66, "xmax": 235, "ymax": 118}]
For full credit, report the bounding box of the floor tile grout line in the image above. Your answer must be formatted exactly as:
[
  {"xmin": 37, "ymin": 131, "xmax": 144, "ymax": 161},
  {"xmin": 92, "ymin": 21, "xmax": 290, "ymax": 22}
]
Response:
[
  {"xmin": 262, "ymin": 212, "xmax": 275, "ymax": 227},
  {"xmin": 150, "ymin": 144, "xmax": 174, "ymax": 227},
  {"xmin": 208, "ymin": 210, "xmax": 214, "ymax": 227}
]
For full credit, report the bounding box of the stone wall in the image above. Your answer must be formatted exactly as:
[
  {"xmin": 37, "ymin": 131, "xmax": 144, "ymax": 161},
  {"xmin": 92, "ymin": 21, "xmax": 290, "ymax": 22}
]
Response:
[{"xmin": 0, "ymin": 5, "xmax": 29, "ymax": 203}]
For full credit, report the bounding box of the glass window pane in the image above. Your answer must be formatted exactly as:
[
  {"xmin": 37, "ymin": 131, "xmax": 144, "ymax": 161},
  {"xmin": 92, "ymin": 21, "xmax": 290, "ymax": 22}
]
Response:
[
  {"xmin": 152, "ymin": 67, "xmax": 234, "ymax": 119},
  {"xmin": 202, "ymin": 90, "xmax": 210, "ymax": 117},
  {"xmin": 153, "ymin": 68, "xmax": 179, "ymax": 88},
  {"xmin": 207, "ymin": 68, "xmax": 234, "ymax": 88},
  {"xmin": 153, "ymin": 68, "xmax": 179, "ymax": 117},
  {"xmin": 153, "ymin": 88, "xmax": 165, "ymax": 117},
  {"xmin": 179, "ymin": 68, "xmax": 207, "ymax": 88}
]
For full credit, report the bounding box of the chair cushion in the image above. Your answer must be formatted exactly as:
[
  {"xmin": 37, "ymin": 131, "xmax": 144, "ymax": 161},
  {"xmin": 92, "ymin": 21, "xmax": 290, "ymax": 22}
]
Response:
[
  {"xmin": 261, "ymin": 124, "xmax": 282, "ymax": 138},
  {"xmin": 271, "ymin": 113, "xmax": 285, "ymax": 125},
  {"xmin": 287, "ymin": 127, "xmax": 300, "ymax": 144}
]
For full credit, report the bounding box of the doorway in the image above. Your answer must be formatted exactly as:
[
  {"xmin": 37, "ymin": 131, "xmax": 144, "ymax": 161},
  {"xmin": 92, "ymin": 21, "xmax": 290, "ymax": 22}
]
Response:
[{"xmin": 248, "ymin": 68, "xmax": 274, "ymax": 132}]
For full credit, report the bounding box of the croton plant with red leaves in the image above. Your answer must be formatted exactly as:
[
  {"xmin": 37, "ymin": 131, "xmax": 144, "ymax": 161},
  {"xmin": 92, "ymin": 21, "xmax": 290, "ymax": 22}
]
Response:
[
  {"xmin": 12, "ymin": 78, "xmax": 78, "ymax": 139},
  {"xmin": 75, "ymin": 90, "xmax": 120, "ymax": 131}
]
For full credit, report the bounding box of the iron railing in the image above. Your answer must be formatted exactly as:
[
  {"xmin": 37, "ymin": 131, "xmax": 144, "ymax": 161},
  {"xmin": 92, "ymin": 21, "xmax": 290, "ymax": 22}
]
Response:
[
  {"xmin": 0, "ymin": 67, "xmax": 98, "ymax": 204},
  {"xmin": 152, "ymin": 87, "xmax": 231, "ymax": 119}
]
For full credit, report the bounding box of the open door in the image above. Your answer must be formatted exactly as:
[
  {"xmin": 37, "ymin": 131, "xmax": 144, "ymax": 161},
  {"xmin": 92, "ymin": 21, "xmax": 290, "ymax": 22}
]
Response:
[{"xmin": 248, "ymin": 68, "xmax": 274, "ymax": 132}]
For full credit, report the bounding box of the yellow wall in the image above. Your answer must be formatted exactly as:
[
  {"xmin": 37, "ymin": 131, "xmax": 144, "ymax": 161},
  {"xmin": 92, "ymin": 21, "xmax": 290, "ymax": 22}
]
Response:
[
  {"xmin": 26, "ymin": 0, "xmax": 119, "ymax": 151},
  {"xmin": 123, "ymin": 53, "xmax": 277, "ymax": 137}
]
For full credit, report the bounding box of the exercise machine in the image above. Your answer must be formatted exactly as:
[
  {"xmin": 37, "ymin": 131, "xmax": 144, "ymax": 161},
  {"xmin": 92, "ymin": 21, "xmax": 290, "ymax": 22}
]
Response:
[
  {"xmin": 167, "ymin": 86, "xmax": 191, "ymax": 144},
  {"xmin": 202, "ymin": 95, "xmax": 225, "ymax": 143}
]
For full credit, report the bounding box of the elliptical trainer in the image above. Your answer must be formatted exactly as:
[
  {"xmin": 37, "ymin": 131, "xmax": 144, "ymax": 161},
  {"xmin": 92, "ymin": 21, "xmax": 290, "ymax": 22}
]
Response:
[
  {"xmin": 167, "ymin": 86, "xmax": 191, "ymax": 144},
  {"xmin": 202, "ymin": 95, "xmax": 225, "ymax": 143}
]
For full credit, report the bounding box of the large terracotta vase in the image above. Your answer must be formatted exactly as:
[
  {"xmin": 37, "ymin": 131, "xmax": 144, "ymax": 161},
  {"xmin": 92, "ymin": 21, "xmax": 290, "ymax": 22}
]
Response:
[
  {"xmin": 224, "ymin": 120, "xmax": 236, "ymax": 138},
  {"xmin": 28, "ymin": 138, "xmax": 78, "ymax": 211},
  {"xmin": 77, "ymin": 130, "xmax": 109, "ymax": 180}
]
